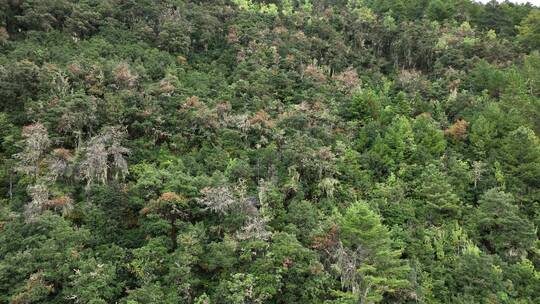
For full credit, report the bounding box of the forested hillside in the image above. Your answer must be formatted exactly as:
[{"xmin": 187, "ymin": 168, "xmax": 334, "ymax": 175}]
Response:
[{"xmin": 1, "ymin": 0, "xmax": 540, "ymax": 303}]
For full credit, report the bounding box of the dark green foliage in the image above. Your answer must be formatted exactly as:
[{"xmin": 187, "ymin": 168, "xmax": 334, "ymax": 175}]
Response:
[
  {"xmin": 337, "ymin": 201, "xmax": 410, "ymax": 303},
  {"xmin": 0, "ymin": 0, "xmax": 539, "ymax": 303},
  {"xmin": 470, "ymin": 189, "xmax": 536, "ymax": 261}
]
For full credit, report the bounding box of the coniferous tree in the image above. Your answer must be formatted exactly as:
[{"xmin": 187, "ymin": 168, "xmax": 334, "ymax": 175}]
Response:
[{"xmin": 335, "ymin": 201, "xmax": 410, "ymax": 303}]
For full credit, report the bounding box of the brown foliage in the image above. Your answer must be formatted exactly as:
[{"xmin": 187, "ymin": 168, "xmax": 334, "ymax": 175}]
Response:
[
  {"xmin": 177, "ymin": 55, "xmax": 188, "ymax": 64},
  {"xmin": 22, "ymin": 123, "xmax": 47, "ymax": 138},
  {"xmin": 310, "ymin": 224, "xmax": 339, "ymax": 250},
  {"xmin": 67, "ymin": 63, "xmax": 82, "ymax": 75},
  {"xmin": 248, "ymin": 110, "xmax": 275, "ymax": 129},
  {"xmin": 282, "ymin": 257, "xmax": 293, "ymax": 269},
  {"xmin": 47, "ymin": 196, "xmax": 73, "ymax": 207},
  {"xmin": 398, "ymin": 69, "xmax": 422, "ymax": 84},
  {"xmin": 444, "ymin": 119, "xmax": 469, "ymax": 140},
  {"xmin": 272, "ymin": 26, "xmax": 288, "ymax": 35},
  {"xmin": 448, "ymin": 79, "xmax": 461, "ymax": 92},
  {"xmin": 159, "ymin": 192, "xmax": 185, "ymax": 202},
  {"xmin": 142, "ymin": 192, "xmax": 186, "ymax": 221},
  {"xmin": 304, "ymin": 64, "xmax": 326, "ymax": 82},
  {"xmin": 84, "ymin": 65, "xmax": 105, "ymax": 95},
  {"xmin": 140, "ymin": 207, "xmax": 152, "ymax": 216},
  {"xmin": 417, "ymin": 112, "xmax": 432, "ymax": 118},
  {"xmin": 52, "ymin": 148, "xmax": 73, "ymax": 160},
  {"xmin": 333, "ymin": 68, "xmax": 360, "ymax": 91},
  {"xmin": 236, "ymin": 49, "xmax": 247, "ymax": 62},
  {"xmin": 216, "ymin": 101, "xmax": 232, "ymax": 117},
  {"xmin": 293, "ymin": 31, "xmax": 306, "ymax": 40},
  {"xmin": 113, "ymin": 62, "xmax": 137, "ymax": 87},
  {"xmin": 227, "ymin": 26, "xmax": 239, "ymax": 44},
  {"xmin": 183, "ymin": 96, "xmax": 202, "ymax": 109},
  {"xmin": 317, "ymin": 147, "xmax": 336, "ymax": 162},
  {"xmin": 159, "ymin": 79, "xmax": 175, "ymax": 94},
  {"xmin": 397, "ymin": 69, "xmax": 430, "ymax": 94}
]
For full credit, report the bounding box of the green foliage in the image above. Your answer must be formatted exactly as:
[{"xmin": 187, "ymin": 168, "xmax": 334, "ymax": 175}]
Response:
[
  {"xmin": 0, "ymin": 0, "xmax": 539, "ymax": 303},
  {"xmin": 0, "ymin": 214, "xmax": 91, "ymax": 302},
  {"xmin": 412, "ymin": 114, "xmax": 446, "ymax": 163},
  {"xmin": 497, "ymin": 126, "xmax": 540, "ymax": 202},
  {"xmin": 518, "ymin": 9, "xmax": 540, "ymax": 50},
  {"xmin": 470, "ymin": 189, "xmax": 536, "ymax": 260},
  {"xmin": 338, "ymin": 201, "xmax": 410, "ymax": 302},
  {"xmin": 64, "ymin": 258, "xmax": 121, "ymax": 304},
  {"xmin": 412, "ymin": 163, "xmax": 463, "ymax": 224}
]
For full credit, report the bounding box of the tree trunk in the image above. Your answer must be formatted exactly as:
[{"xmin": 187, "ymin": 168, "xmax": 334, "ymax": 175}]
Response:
[
  {"xmin": 170, "ymin": 218, "xmax": 178, "ymax": 252},
  {"xmin": 9, "ymin": 170, "xmax": 13, "ymax": 201}
]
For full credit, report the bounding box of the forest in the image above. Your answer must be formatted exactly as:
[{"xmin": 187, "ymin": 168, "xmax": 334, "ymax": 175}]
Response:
[{"xmin": 0, "ymin": 0, "xmax": 540, "ymax": 303}]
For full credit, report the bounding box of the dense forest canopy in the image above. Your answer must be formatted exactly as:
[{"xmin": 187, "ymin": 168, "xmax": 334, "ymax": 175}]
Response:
[{"xmin": 1, "ymin": 0, "xmax": 540, "ymax": 303}]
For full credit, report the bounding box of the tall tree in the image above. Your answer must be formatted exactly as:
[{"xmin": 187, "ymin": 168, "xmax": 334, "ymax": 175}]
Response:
[
  {"xmin": 334, "ymin": 201, "xmax": 410, "ymax": 303},
  {"xmin": 470, "ymin": 188, "xmax": 536, "ymax": 261}
]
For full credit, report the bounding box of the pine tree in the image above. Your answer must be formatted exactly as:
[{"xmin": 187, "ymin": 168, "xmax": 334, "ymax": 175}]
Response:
[
  {"xmin": 517, "ymin": 9, "xmax": 540, "ymax": 50},
  {"xmin": 335, "ymin": 201, "xmax": 410, "ymax": 303},
  {"xmin": 412, "ymin": 164, "xmax": 462, "ymax": 225},
  {"xmin": 470, "ymin": 188, "xmax": 536, "ymax": 261},
  {"xmin": 497, "ymin": 126, "xmax": 540, "ymax": 203},
  {"xmin": 469, "ymin": 115, "xmax": 495, "ymax": 158},
  {"xmin": 412, "ymin": 114, "xmax": 446, "ymax": 163},
  {"xmin": 141, "ymin": 192, "xmax": 187, "ymax": 251},
  {"xmin": 383, "ymin": 115, "xmax": 416, "ymax": 168}
]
